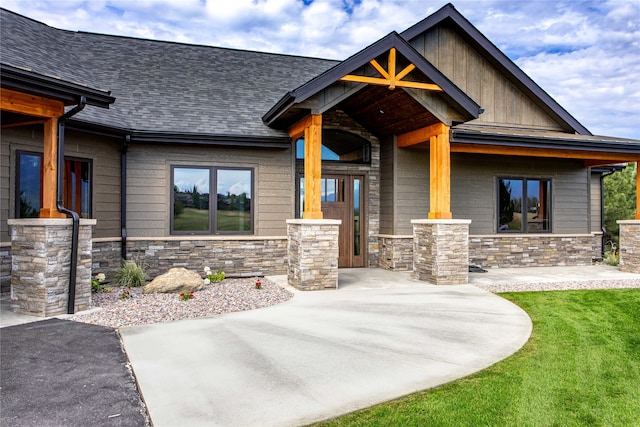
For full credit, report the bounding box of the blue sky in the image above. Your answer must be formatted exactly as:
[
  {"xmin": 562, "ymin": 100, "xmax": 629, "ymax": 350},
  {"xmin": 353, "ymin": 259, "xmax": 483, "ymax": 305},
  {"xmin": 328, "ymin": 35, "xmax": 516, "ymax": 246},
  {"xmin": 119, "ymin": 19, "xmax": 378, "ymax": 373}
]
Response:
[{"xmin": 3, "ymin": 0, "xmax": 638, "ymax": 139}]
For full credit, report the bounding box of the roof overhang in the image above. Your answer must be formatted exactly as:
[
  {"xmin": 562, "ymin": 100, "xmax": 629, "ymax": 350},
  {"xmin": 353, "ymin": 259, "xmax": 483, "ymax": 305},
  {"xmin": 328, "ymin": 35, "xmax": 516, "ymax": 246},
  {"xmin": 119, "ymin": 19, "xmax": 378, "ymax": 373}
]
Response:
[
  {"xmin": 66, "ymin": 119, "xmax": 291, "ymax": 149},
  {"xmin": 446, "ymin": 125, "xmax": 640, "ymax": 167},
  {"xmin": 1, "ymin": 63, "xmax": 115, "ymax": 109},
  {"xmin": 263, "ymin": 31, "xmax": 481, "ymax": 132}
]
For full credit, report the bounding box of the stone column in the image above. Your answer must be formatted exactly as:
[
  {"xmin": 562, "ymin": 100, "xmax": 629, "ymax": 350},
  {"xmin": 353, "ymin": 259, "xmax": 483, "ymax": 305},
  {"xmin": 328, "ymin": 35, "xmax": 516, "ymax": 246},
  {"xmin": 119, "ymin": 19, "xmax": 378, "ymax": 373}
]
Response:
[
  {"xmin": 412, "ymin": 219, "xmax": 471, "ymax": 285},
  {"xmin": 617, "ymin": 220, "xmax": 640, "ymax": 274},
  {"xmin": 8, "ymin": 218, "xmax": 96, "ymax": 316},
  {"xmin": 287, "ymin": 219, "xmax": 340, "ymax": 290}
]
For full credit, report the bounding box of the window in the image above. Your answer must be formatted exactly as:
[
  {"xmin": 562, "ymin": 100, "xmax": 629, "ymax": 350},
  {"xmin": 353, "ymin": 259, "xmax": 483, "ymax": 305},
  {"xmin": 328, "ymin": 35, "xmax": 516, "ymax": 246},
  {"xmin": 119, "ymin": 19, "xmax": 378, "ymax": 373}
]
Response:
[
  {"xmin": 498, "ymin": 178, "xmax": 551, "ymax": 233},
  {"xmin": 15, "ymin": 151, "xmax": 92, "ymax": 218},
  {"xmin": 171, "ymin": 166, "xmax": 253, "ymax": 234},
  {"xmin": 296, "ymin": 129, "xmax": 371, "ymax": 163}
]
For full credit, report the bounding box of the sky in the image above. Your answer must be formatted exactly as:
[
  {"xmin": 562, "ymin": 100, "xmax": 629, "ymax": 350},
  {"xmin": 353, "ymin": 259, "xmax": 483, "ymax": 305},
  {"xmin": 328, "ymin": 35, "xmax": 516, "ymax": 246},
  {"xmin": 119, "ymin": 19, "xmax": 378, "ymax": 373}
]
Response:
[{"xmin": 2, "ymin": 0, "xmax": 639, "ymax": 140}]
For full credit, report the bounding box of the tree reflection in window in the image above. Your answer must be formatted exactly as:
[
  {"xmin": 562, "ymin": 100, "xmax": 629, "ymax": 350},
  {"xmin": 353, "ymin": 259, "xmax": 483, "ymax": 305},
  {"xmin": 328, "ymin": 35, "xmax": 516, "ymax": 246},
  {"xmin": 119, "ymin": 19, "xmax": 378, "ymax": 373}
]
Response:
[
  {"xmin": 173, "ymin": 167, "xmax": 210, "ymax": 232},
  {"xmin": 498, "ymin": 178, "xmax": 550, "ymax": 232}
]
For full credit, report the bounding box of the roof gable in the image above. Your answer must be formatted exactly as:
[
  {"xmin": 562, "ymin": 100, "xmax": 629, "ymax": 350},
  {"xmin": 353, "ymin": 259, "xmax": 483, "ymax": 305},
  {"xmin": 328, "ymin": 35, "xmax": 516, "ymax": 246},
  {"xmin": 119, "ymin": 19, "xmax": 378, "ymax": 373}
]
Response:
[
  {"xmin": 263, "ymin": 31, "xmax": 481, "ymax": 129},
  {"xmin": 401, "ymin": 3, "xmax": 591, "ymax": 135}
]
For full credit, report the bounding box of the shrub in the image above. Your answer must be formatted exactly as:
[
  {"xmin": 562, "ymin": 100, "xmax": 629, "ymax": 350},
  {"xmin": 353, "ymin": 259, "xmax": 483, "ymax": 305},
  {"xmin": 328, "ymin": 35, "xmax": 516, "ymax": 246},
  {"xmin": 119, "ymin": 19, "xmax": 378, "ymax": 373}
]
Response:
[
  {"xmin": 602, "ymin": 241, "xmax": 620, "ymax": 266},
  {"xmin": 115, "ymin": 259, "xmax": 147, "ymax": 287},
  {"xmin": 203, "ymin": 266, "xmax": 225, "ymax": 284}
]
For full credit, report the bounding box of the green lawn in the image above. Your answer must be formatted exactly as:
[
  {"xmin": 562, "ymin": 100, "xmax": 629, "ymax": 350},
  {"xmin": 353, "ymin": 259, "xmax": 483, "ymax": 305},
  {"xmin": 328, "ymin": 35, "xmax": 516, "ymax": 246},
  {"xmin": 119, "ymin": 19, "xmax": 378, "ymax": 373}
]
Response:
[{"xmin": 317, "ymin": 289, "xmax": 640, "ymax": 427}]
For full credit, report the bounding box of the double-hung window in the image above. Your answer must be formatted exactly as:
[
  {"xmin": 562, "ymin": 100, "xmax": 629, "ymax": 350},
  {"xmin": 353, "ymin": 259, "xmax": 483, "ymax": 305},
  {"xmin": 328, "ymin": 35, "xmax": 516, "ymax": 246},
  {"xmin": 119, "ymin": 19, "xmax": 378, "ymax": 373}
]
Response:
[
  {"xmin": 498, "ymin": 178, "xmax": 551, "ymax": 232},
  {"xmin": 16, "ymin": 151, "xmax": 92, "ymax": 218},
  {"xmin": 171, "ymin": 166, "xmax": 253, "ymax": 234}
]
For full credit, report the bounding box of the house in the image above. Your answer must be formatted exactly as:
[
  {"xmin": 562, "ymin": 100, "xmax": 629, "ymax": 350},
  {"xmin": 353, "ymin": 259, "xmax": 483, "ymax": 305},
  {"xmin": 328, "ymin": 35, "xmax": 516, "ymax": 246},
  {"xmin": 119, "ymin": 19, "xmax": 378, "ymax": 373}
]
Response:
[{"xmin": 1, "ymin": 4, "xmax": 639, "ymax": 315}]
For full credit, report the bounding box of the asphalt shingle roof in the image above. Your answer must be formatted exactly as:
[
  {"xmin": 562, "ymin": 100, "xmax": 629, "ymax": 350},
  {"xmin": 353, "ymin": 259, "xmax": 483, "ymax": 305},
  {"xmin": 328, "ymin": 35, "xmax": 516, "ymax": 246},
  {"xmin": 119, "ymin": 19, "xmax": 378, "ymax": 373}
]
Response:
[{"xmin": 0, "ymin": 8, "xmax": 338, "ymax": 138}]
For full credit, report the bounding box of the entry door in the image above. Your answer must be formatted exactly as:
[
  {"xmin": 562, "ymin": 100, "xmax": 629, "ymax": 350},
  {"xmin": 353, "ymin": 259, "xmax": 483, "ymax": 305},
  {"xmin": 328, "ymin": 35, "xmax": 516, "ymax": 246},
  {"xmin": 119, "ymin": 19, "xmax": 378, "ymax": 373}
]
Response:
[{"xmin": 320, "ymin": 175, "xmax": 364, "ymax": 268}]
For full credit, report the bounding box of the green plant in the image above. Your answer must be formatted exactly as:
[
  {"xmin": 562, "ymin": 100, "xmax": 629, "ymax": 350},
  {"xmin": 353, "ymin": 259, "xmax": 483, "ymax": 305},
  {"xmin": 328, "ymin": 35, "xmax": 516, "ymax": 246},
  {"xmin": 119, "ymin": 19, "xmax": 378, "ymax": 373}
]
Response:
[
  {"xmin": 203, "ymin": 266, "xmax": 225, "ymax": 284},
  {"xmin": 602, "ymin": 241, "xmax": 620, "ymax": 266},
  {"xmin": 317, "ymin": 289, "xmax": 640, "ymax": 427},
  {"xmin": 91, "ymin": 273, "xmax": 107, "ymax": 293},
  {"xmin": 115, "ymin": 259, "xmax": 147, "ymax": 287},
  {"xmin": 179, "ymin": 291, "xmax": 194, "ymax": 301},
  {"xmin": 119, "ymin": 288, "xmax": 131, "ymax": 300}
]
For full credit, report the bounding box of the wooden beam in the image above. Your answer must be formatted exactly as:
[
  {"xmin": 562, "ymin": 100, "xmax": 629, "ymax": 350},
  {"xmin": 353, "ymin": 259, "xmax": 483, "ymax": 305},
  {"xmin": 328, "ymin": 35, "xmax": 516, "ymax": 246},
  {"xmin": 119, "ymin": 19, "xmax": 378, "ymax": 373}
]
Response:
[
  {"xmin": 339, "ymin": 75, "xmax": 442, "ymax": 92},
  {"xmin": 451, "ymin": 143, "xmax": 640, "ymax": 163},
  {"xmin": 428, "ymin": 126, "xmax": 452, "ymax": 219},
  {"xmin": 288, "ymin": 115, "xmax": 314, "ymax": 140},
  {"xmin": 397, "ymin": 123, "xmax": 448, "ymax": 147},
  {"xmin": 339, "ymin": 47, "xmax": 442, "ymax": 92},
  {"xmin": 40, "ymin": 118, "xmax": 64, "ymax": 218},
  {"xmin": 1, "ymin": 88, "xmax": 64, "ymax": 118},
  {"xmin": 388, "ymin": 48, "xmax": 396, "ymax": 89},
  {"xmin": 369, "ymin": 58, "xmax": 390, "ymax": 79},
  {"xmin": 303, "ymin": 114, "xmax": 323, "ymax": 219},
  {"xmin": 1, "ymin": 119, "xmax": 47, "ymax": 129}
]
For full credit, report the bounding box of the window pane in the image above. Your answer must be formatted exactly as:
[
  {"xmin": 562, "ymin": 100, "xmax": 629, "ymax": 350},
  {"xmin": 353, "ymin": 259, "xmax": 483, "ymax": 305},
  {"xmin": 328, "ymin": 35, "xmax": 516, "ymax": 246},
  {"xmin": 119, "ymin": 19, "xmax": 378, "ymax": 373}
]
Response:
[
  {"xmin": 354, "ymin": 178, "xmax": 361, "ymax": 256},
  {"xmin": 18, "ymin": 153, "xmax": 41, "ymax": 218},
  {"xmin": 526, "ymin": 179, "xmax": 550, "ymax": 231},
  {"xmin": 217, "ymin": 169, "xmax": 252, "ymax": 232},
  {"xmin": 64, "ymin": 159, "xmax": 91, "ymax": 218},
  {"xmin": 173, "ymin": 168, "xmax": 210, "ymax": 232},
  {"xmin": 498, "ymin": 179, "xmax": 522, "ymax": 231}
]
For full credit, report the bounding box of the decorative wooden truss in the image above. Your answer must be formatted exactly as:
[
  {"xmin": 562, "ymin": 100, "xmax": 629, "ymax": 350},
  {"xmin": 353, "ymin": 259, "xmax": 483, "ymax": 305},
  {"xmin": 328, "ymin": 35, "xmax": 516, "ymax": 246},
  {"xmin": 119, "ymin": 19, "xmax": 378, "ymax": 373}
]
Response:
[{"xmin": 340, "ymin": 48, "xmax": 442, "ymax": 92}]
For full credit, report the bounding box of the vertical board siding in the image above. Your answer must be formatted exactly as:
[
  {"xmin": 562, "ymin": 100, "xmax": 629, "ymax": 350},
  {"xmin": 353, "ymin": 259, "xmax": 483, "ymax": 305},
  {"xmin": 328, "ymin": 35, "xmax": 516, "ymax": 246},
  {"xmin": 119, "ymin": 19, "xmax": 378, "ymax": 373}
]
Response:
[
  {"xmin": 410, "ymin": 26, "xmax": 567, "ymax": 131},
  {"xmin": 0, "ymin": 126, "xmax": 122, "ymax": 241},
  {"xmin": 126, "ymin": 143, "xmax": 293, "ymax": 237}
]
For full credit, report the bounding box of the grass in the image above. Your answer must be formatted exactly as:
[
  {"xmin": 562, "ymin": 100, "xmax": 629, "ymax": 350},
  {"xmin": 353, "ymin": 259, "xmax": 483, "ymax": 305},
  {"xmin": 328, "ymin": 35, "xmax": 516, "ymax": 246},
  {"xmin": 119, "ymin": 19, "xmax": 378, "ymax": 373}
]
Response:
[
  {"xmin": 173, "ymin": 208, "xmax": 250, "ymax": 231},
  {"xmin": 316, "ymin": 289, "xmax": 640, "ymax": 427}
]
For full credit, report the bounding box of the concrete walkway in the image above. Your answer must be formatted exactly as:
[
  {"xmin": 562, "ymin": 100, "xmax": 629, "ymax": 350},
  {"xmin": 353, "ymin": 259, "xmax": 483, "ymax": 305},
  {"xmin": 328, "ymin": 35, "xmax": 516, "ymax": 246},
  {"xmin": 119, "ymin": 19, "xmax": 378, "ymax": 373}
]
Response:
[{"xmin": 120, "ymin": 269, "xmax": 532, "ymax": 427}]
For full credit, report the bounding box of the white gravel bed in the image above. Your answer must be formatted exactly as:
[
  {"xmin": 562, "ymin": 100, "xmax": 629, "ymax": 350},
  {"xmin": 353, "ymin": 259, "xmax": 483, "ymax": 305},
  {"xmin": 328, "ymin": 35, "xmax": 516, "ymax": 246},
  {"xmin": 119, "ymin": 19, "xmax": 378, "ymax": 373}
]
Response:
[
  {"xmin": 474, "ymin": 278, "xmax": 640, "ymax": 293},
  {"xmin": 72, "ymin": 278, "xmax": 293, "ymax": 329}
]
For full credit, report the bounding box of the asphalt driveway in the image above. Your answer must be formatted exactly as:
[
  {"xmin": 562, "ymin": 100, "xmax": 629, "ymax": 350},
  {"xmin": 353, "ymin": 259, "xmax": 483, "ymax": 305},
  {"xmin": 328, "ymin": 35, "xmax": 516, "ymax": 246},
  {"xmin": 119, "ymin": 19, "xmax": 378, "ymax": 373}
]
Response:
[
  {"xmin": 120, "ymin": 270, "xmax": 532, "ymax": 426},
  {"xmin": 1, "ymin": 318, "xmax": 149, "ymax": 427}
]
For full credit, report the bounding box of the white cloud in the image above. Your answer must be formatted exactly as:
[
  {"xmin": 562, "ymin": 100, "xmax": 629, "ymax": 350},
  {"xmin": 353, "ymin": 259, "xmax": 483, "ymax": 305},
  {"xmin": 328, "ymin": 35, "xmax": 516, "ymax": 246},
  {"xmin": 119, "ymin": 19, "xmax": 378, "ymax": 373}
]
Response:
[{"xmin": 2, "ymin": 0, "xmax": 639, "ymax": 139}]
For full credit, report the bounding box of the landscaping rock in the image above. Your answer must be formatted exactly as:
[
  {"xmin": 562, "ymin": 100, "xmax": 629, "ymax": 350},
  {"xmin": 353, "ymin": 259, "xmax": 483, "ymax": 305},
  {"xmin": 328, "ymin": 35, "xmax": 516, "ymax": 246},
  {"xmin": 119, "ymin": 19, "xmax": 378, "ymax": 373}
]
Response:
[{"xmin": 143, "ymin": 268, "xmax": 203, "ymax": 294}]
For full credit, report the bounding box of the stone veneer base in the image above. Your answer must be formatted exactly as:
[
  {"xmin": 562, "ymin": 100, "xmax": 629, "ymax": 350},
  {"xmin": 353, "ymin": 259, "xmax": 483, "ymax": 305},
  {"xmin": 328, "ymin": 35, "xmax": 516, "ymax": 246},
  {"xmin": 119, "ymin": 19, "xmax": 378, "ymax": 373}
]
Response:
[
  {"xmin": 287, "ymin": 219, "xmax": 341, "ymax": 290},
  {"xmin": 618, "ymin": 220, "xmax": 640, "ymax": 274},
  {"xmin": 8, "ymin": 218, "xmax": 95, "ymax": 316},
  {"xmin": 412, "ymin": 219, "xmax": 471, "ymax": 285}
]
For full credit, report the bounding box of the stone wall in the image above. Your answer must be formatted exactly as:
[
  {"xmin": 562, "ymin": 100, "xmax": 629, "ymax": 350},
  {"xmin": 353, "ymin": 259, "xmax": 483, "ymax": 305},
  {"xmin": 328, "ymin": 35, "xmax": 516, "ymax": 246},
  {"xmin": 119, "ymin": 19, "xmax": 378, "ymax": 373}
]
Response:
[
  {"xmin": 412, "ymin": 220, "xmax": 471, "ymax": 285},
  {"xmin": 592, "ymin": 232, "xmax": 603, "ymax": 261},
  {"xmin": 618, "ymin": 220, "xmax": 640, "ymax": 273},
  {"xmin": 378, "ymin": 235, "xmax": 413, "ymax": 271},
  {"xmin": 92, "ymin": 239, "xmax": 123, "ymax": 280},
  {"xmin": 8, "ymin": 219, "xmax": 94, "ymax": 316},
  {"xmin": 118, "ymin": 236, "xmax": 288, "ymax": 280},
  {"xmin": 287, "ymin": 219, "xmax": 340, "ymax": 290},
  {"xmin": 469, "ymin": 234, "xmax": 595, "ymax": 268},
  {"xmin": 0, "ymin": 244, "xmax": 10, "ymax": 294}
]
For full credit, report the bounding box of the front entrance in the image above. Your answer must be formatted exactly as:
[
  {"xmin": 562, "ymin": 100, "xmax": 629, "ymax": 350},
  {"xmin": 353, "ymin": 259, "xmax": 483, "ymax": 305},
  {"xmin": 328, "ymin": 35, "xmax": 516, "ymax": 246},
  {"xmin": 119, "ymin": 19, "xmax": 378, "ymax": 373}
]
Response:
[{"xmin": 299, "ymin": 174, "xmax": 365, "ymax": 267}]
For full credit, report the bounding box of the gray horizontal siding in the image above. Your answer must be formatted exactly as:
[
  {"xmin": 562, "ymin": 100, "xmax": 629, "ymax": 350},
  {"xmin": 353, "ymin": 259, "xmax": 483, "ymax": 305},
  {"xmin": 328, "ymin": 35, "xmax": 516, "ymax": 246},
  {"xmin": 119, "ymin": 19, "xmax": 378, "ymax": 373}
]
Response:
[
  {"xmin": 0, "ymin": 126, "xmax": 122, "ymax": 241},
  {"xmin": 125, "ymin": 143, "xmax": 294, "ymax": 238}
]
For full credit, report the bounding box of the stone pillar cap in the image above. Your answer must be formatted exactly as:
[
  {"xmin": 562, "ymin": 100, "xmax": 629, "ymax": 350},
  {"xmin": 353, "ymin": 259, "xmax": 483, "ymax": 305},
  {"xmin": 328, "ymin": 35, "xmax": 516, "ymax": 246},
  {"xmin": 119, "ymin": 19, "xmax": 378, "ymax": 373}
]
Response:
[{"xmin": 411, "ymin": 219, "xmax": 472, "ymax": 225}]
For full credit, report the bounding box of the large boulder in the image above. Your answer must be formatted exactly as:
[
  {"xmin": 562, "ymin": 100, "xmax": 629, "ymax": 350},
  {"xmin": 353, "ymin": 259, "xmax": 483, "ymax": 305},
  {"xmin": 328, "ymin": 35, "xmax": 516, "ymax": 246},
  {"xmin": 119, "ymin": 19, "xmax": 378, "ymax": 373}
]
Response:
[{"xmin": 143, "ymin": 268, "xmax": 204, "ymax": 294}]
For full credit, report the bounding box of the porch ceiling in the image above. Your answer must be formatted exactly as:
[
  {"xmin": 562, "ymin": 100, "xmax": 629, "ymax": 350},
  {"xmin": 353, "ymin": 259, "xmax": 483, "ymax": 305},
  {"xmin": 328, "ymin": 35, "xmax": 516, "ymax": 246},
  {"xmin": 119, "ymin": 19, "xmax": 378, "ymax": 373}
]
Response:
[{"xmin": 337, "ymin": 85, "xmax": 440, "ymax": 137}]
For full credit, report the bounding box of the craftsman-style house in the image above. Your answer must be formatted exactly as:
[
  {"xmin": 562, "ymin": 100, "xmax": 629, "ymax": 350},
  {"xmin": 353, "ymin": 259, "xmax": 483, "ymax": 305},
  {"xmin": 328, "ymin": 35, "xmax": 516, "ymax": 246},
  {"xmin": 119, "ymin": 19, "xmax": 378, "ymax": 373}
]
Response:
[{"xmin": 1, "ymin": 4, "xmax": 639, "ymax": 314}]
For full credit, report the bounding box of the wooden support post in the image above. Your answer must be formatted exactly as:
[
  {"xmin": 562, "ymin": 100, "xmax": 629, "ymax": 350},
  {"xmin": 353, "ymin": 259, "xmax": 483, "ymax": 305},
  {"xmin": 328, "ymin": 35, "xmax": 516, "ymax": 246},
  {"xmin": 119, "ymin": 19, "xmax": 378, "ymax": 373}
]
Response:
[
  {"xmin": 636, "ymin": 162, "xmax": 640, "ymax": 220},
  {"xmin": 40, "ymin": 118, "xmax": 64, "ymax": 218},
  {"xmin": 303, "ymin": 114, "xmax": 323, "ymax": 219},
  {"xmin": 428, "ymin": 127, "xmax": 452, "ymax": 219}
]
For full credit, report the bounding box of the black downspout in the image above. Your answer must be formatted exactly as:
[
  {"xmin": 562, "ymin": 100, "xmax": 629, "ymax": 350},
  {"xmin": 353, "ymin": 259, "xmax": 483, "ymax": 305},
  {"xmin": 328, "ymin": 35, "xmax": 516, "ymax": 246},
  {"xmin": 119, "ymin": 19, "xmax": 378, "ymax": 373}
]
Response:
[
  {"xmin": 57, "ymin": 96, "xmax": 87, "ymax": 315},
  {"xmin": 600, "ymin": 170, "xmax": 616, "ymax": 257},
  {"xmin": 121, "ymin": 135, "xmax": 130, "ymax": 260}
]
